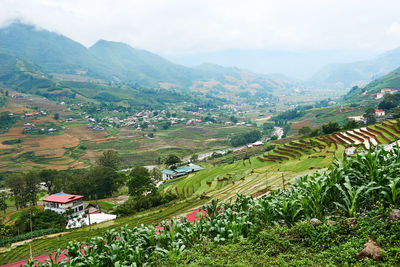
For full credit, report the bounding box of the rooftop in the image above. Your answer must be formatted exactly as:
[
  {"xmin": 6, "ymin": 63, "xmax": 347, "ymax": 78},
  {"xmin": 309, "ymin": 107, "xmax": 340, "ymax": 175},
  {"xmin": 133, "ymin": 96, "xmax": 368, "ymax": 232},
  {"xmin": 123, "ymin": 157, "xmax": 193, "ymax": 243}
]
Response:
[{"xmin": 43, "ymin": 192, "xmax": 84, "ymax": 204}]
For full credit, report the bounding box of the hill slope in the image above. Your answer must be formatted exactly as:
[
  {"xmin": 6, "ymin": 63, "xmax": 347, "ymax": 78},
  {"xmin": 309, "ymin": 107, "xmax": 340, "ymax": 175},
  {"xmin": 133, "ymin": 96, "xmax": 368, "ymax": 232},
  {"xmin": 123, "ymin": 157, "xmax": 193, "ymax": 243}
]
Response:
[
  {"xmin": 0, "ymin": 23, "xmax": 295, "ymax": 95},
  {"xmin": 344, "ymin": 66, "xmax": 400, "ymax": 102},
  {"xmin": 309, "ymin": 46, "xmax": 400, "ymax": 90}
]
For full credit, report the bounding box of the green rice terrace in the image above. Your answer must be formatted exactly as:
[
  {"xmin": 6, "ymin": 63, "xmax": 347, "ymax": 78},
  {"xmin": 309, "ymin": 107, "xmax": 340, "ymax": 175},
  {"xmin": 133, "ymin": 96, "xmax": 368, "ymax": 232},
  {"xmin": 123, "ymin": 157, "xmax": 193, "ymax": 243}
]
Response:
[
  {"xmin": 1, "ymin": 119, "xmax": 400, "ymax": 265},
  {"xmin": 161, "ymin": 119, "xmax": 400, "ymax": 202}
]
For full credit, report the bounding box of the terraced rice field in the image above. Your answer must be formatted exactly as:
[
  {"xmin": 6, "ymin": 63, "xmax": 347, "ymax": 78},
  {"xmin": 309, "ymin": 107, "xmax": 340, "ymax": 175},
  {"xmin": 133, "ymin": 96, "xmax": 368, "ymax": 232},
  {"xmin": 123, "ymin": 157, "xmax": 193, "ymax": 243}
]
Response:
[{"xmin": 164, "ymin": 120, "xmax": 400, "ymax": 202}]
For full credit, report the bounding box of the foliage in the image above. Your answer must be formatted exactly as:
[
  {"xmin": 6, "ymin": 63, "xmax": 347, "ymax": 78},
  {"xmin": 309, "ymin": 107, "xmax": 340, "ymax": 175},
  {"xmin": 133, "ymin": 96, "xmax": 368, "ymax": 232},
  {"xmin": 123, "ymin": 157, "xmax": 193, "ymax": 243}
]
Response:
[
  {"xmin": 114, "ymin": 191, "xmax": 178, "ymax": 217},
  {"xmin": 1, "ymin": 138, "xmax": 22, "ymax": 145},
  {"xmin": 14, "ymin": 208, "xmax": 66, "ymax": 234},
  {"xmin": 127, "ymin": 166, "xmax": 154, "ymax": 196},
  {"xmin": 364, "ymin": 108, "xmax": 376, "ymax": 125},
  {"xmin": 16, "ymin": 146, "xmax": 400, "ymax": 266},
  {"xmin": 164, "ymin": 154, "xmax": 181, "ymax": 166},
  {"xmin": 0, "ymin": 192, "xmax": 7, "ymax": 214},
  {"xmin": 230, "ymin": 130, "xmax": 261, "ymax": 147},
  {"xmin": 68, "ymin": 166, "xmax": 123, "ymax": 200},
  {"xmin": 342, "ymin": 119, "xmax": 360, "ymax": 130},
  {"xmin": 96, "ymin": 150, "xmax": 122, "ymax": 170},
  {"xmin": 5, "ymin": 171, "xmax": 40, "ymax": 209},
  {"xmin": 321, "ymin": 121, "xmax": 341, "ymax": 135},
  {"xmin": 272, "ymin": 109, "xmax": 305, "ymax": 121},
  {"xmin": 0, "ymin": 228, "xmax": 64, "ymax": 248},
  {"xmin": 298, "ymin": 126, "xmax": 312, "ymax": 136},
  {"xmin": 0, "ymin": 111, "xmax": 17, "ymax": 133}
]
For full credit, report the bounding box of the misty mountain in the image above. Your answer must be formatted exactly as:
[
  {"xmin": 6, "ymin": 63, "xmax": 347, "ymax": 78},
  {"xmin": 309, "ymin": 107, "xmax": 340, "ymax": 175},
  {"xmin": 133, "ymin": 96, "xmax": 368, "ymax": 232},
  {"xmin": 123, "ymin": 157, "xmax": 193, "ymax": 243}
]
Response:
[
  {"xmin": 0, "ymin": 23, "xmax": 295, "ymax": 95},
  {"xmin": 308, "ymin": 46, "xmax": 400, "ymax": 90},
  {"xmin": 166, "ymin": 49, "xmax": 375, "ymax": 80},
  {"xmin": 344, "ymin": 65, "xmax": 400, "ymax": 102}
]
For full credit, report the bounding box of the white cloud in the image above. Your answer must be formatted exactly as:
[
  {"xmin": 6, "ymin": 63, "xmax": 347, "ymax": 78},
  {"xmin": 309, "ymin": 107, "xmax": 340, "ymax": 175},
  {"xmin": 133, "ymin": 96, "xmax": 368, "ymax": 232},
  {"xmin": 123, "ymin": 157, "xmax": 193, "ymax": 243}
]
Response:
[{"xmin": 1, "ymin": 0, "xmax": 400, "ymax": 55}]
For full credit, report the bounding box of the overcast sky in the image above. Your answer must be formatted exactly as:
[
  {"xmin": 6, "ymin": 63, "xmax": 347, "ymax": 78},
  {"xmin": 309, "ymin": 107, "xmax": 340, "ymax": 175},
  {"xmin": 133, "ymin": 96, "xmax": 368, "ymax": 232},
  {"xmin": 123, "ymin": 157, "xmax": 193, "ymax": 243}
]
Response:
[{"xmin": 1, "ymin": 0, "xmax": 400, "ymax": 56}]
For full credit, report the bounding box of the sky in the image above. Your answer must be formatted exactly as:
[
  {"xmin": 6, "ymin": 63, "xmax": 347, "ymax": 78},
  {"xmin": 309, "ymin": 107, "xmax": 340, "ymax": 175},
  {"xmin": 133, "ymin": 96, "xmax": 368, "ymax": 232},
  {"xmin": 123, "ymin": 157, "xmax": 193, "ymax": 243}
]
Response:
[
  {"xmin": 1, "ymin": 0, "xmax": 400, "ymax": 54},
  {"xmin": 1, "ymin": 0, "xmax": 400, "ymax": 78}
]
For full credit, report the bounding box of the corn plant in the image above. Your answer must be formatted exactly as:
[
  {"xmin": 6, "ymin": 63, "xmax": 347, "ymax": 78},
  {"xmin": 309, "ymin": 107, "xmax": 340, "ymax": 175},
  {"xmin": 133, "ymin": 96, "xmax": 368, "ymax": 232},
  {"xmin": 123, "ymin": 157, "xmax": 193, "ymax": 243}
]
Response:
[{"xmin": 381, "ymin": 177, "xmax": 400, "ymax": 206}]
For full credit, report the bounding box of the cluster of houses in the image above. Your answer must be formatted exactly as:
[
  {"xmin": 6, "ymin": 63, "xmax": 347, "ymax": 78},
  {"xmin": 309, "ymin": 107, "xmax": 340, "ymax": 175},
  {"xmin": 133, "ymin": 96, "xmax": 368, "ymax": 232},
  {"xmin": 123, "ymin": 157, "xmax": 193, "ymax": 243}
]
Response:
[
  {"xmin": 161, "ymin": 163, "xmax": 203, "ymax": 181},
  {"xmin": 376, "ymin": 88, "xmax": 399, "ymax": 99},
  {"xmin": 43, "ymin": 192, "xmax": 116, "ymax": 229},
  {"xmin": 347, "ymin": 109, "xmax": 387, "ymax": 124}
]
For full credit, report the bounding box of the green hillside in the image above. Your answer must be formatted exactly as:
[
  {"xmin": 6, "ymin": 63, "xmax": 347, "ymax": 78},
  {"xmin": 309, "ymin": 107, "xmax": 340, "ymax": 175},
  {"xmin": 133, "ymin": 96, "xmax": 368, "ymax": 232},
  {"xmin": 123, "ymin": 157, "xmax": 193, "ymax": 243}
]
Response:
[
  {"xmin": 309, "ymin": 46, "xmax": 400, "ymax": 90},
  {"xmin": 344, "ymin": 66, "xmax": 400, "ymax": 103},
  {"xmin": 0, "ymin": 51, "xmax": 226, "ymax": 109},
  {"xmin": 0, "ymin": 23, "xmax": 295, "ymax": 95}
]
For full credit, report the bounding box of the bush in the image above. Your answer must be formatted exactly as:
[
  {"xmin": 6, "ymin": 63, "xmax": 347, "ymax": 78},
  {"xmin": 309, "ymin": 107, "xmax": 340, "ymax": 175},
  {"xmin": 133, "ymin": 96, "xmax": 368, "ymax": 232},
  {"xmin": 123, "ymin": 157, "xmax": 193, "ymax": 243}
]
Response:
[
  {"xmin": 0, "ymin": 228, "xmax": 63, "ymax": 247},
  {"xmin": 114, "ymin": 191, "xmax": 178, "ymax": 216},
  {"xmin": 1, "ymin": 138, "xmax": 22, "ymax": 145}
]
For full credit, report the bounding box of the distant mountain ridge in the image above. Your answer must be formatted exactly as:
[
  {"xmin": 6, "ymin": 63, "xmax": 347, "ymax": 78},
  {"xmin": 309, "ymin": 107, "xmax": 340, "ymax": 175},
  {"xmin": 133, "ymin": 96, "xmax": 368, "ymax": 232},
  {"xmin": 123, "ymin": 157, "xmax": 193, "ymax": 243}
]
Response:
[
  {"xmin": 308, "ymin": 46, "xmax": 400, "ymax": 90},
  {"xmin": 344, "ymin": 65, "xmax": 400, "ymax": 102},
  {"xmin": 0, "ymin": 23, "xmax": 295, "ymax": 95}
]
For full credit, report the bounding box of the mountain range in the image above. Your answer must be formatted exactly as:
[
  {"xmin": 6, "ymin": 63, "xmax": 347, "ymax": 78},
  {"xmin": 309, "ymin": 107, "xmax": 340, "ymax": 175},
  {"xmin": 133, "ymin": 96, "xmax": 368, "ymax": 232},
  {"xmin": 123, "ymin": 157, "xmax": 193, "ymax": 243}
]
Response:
[
  {"xmin": 307, "ymin": 46, "xmax": 400, "ymax": 90},
  {"xmin": 0, "ymin": 23, "xmax": 296, "ymax": 98},
  {"xmin": 1, "ymin": 22, "xmax": 400, "ymax": 97}
]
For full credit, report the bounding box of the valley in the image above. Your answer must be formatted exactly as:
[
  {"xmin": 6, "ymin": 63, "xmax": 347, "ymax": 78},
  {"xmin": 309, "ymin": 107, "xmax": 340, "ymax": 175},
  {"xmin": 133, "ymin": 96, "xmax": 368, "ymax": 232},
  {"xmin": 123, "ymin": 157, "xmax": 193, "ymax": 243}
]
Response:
[{"xmin": 0, "ymin": 12, "xmax": 400, "ymax": 266}]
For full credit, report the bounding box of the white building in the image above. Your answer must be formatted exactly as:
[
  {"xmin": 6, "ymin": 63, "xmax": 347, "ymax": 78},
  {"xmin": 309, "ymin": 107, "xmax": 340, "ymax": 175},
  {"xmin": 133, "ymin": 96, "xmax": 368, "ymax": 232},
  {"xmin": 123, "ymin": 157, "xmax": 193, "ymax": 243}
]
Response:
[{"xmin": 43, "ymin": 192, "xmax": 85, "ymax": 216}]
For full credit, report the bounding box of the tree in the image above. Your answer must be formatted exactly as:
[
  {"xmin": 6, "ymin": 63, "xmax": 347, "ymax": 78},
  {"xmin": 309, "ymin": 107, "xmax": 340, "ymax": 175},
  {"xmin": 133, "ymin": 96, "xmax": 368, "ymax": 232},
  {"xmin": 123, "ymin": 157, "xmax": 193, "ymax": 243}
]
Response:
[
  {"xmin": 24, "ymin": 171, "xmax": 40, "ymax": 206},
  {"xmin": 85, "ymin": 166, "xmax": 123, "ymax": 199},
  {"xmin": 230, "ymin": 116, "xmax": 238, "ymax": 123},
  {"xmin": 150, "ymin": 168, "xmax": 162, "ymax": 181},
  {"xmin": 15, "ymin": 208, "xmax": 65, "ymax": 234},
  {"xmin": 309, "ymin": 128, "xmax": 321, "ymax": 137},
  {"xmin": 5, "ymin": 173, "xmax": 28, "ymax": 209},
  {"xmin": 190, "ymin": 154, "xmax": 198, "ymax": 162},
  {"xmin": 53, "ymin": 113, "xmax": 59, "ymax": 120},
  {"xmin": 378, "ymin": 94, "xmax": 398, "ymax": 110},
  {"xmin": 38, "ymin": 169, "xmax": 58, "ymax": 193},
  {"xmin": 127, "ymin": 166, "xmax": 154, "ymax": 196},
  {"xmin": 363, "ymin": 108, "xmax": 376, "ymax": 125},
  {"xmin": 298, "ymin": 126, "xmax": 312, "ymax": 137},
  {"xmin": 96, "ymin": 150, "xmax": 122, "ymax": 170},
  {"xmin": 164, "ymin": 154, "xmax": 181, "ymax": 166},
  {"xmin": 321, "ymin": 122, "xmax": 341, "ymax": 135},
  {"xmin": 0, "ymin": 192, "xmax": 8, "ymax": 214},
  {"xmin": 342, "ymin": 120, "xmax": 359, "ymax": 130},
  {"xmin": 230, "ymin": 130, "xmax": 262, "ymax": 147}
]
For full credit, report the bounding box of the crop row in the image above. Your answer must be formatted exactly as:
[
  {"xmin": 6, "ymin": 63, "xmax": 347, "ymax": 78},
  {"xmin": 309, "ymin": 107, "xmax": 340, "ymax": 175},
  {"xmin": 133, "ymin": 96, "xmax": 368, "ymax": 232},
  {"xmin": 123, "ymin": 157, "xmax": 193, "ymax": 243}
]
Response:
[{"xmin": 23, "ymin": 145, "xmax": 400, "ymax": 267}]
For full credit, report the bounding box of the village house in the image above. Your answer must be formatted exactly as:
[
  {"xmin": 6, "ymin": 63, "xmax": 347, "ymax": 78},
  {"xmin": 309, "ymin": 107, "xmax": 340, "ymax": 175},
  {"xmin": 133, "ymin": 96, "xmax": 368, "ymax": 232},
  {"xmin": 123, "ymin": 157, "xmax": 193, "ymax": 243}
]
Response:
[
  {"xmin": 347, "ymin": 116, "xmax": 365, "ymax": 123},
  {"xmin": 43, "ymin": 192, "xmax": 117, "ymax": 229},
  {"xmin": 375, "ymin": 109, "xmax": 385, "ymax": 117},
  {"xmin": 162, "ymin": 164, "xmax": 203, "ymax": 181},
  {"xmin": 43, "ymin": 192, "xmax": 85, "ymax": 216}
]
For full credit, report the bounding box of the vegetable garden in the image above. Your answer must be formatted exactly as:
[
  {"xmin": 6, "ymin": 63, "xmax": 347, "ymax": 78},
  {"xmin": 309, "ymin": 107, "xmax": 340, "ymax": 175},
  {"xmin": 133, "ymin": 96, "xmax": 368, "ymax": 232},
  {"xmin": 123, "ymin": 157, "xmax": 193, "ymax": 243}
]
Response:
[{"xmin": 23, "ymin": 145, "xmax": 400, "ymax": 266}]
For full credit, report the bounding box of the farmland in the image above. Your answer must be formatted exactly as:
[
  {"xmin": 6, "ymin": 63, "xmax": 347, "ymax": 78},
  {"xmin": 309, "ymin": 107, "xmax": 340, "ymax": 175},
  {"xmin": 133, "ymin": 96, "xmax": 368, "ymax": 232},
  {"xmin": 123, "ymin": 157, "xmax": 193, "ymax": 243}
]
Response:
[
  {"xmin": 2, "ymin": 117, "xmax": 399, "ymax": 264},
  {"xmin": 0, "ymin": 90, "xmax": 259, "ymax": 174}
]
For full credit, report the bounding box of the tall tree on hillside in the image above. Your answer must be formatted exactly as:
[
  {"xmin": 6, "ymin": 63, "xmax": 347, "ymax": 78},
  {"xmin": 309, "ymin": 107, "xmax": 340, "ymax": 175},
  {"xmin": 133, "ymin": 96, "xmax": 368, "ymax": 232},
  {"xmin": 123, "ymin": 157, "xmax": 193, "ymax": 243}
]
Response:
[
  {"xmin": 96, "ymin": 150, "xmax": 122, "ymax": 170},
  {"xmin": 298, "ymin": 126, "xmax": 312, "ymax": 137},
  {"xmin": 0, "ymin": 192, "xmax": 8, "ymax": 214},
  {"xmin": 164, "ymin": 154, "xmax": 181, "ymax": 167},
  {"xmin": 363, "ymin": 108, "xmax": 376, "ymax": 125},
  {"xmin": 24, "ymin": 171, "xmax": 40, "ymax": 206},
  {"xmin": 127, "ymin": 166, "xmax": 154, "ymax": 196},
  {"xmin": 38, "ymin": 169, "xmax": 58, "ymax": 193},
  {"xmin": 321, "ymin": 122, "xmax": 341, "ymax": 135},
  {"xmin": 5, "ymin": 173, "xmax": 27, "ymax": 209},
  {"xmin": 86, "ymin": 166, "xmax": 123, "ymax": 199}
]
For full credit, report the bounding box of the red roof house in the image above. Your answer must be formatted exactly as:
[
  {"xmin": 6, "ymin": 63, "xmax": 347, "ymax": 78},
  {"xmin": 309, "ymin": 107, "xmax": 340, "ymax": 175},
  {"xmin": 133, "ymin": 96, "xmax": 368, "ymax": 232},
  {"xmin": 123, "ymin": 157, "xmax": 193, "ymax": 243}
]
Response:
[{"xmin": 43, "ymin": 192, "xmax": 84, "ymax": 215}]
